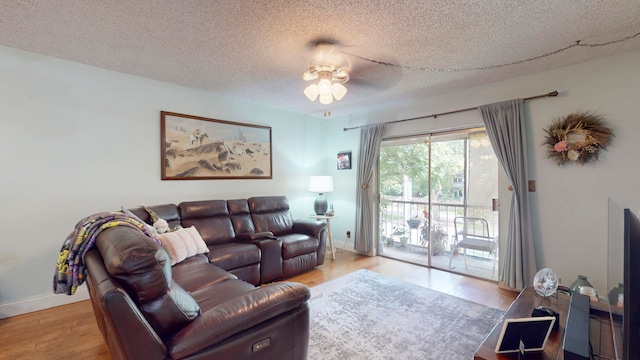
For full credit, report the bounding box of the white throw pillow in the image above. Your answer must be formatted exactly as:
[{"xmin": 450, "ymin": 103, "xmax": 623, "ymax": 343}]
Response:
[{"xmin": 157, "ymin": 226, "xmax": 209, "ymax": 265}]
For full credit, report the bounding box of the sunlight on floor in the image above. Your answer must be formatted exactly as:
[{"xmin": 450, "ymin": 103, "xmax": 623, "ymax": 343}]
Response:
[{"xmin": 380, "ymin": 244, "xmax": 498, "ymax": 281}]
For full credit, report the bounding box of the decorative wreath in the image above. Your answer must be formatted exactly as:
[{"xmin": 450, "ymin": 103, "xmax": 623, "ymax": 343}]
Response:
[{"xmin": 543, "ymin": 112, "xmax": 613, "ymax": 165}]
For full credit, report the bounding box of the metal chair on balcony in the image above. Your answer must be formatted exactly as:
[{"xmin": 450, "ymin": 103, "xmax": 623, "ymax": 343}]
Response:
[{"xmin": 449, "ymin": 216, "xmax": 497, "ymax": 273}]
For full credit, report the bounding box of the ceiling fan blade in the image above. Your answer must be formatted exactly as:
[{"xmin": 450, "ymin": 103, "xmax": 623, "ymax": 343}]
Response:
[
  {"xmin": 348, "ymin": 57, "xmax": 402, "ymax": 90},
  {"xmin": 333, "ymin": 69, "xmax": 349, "ymax": 83},
  {"xmin": 302, "ymin": 71, "xmax": 317, "ymax": 81}
]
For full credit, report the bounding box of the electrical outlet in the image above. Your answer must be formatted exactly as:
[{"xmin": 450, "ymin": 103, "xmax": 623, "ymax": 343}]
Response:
[{"xmin": 346, "ymin": 231, "xmax": 351, "ymax": 238}]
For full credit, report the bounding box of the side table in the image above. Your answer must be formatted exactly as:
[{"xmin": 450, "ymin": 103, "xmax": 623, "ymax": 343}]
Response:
[{"xmin": 310, "ymin": 215, "xmax": 337, "ymax": 260}]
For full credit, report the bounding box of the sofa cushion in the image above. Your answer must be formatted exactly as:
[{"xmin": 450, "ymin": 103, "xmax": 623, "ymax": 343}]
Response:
[
  {"xmin": 227, "ymin": 199, "xmax": 256, "ymax": 234},
  {"xmin": 283, "ymin": 253, "xmax": 318, "ymax": 278},
  {"xmin": 206, "ymin": 243, "xmax": 261, "ymax": 270},
  {"xmin": 157, "ymin": 226, "xmax": 209, "ymax": 266},
  {"xmin": 166, "ymin": 282, "xmax": 310, "ymax": 359},
  {"xmin": 228, "ymin": 264, "xmax": 261, "ymax": 286},
  {"xmin": 248, "ymin": 196, "xmax": 294, "ymax": 236},
  {"xmin": 179, "ymin": 200, "xmax": 236, "ymax": 245},
  {"xmin": 189, "ymin": 279, "xmax": 257, "ymax": 311},
  {"xmin": 172, "ymin": 255, "xmax": 237, "ymax": 293},
  {"xmin": 280, "ymin": 234, "xmax": 320, "ymax": 259},
  {"xmin": 140, "ymin": 281, "xmax": 201, "ymax": 339}
]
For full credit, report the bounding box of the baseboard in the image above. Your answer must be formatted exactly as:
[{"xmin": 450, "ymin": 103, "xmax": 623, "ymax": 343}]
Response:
[
  {"xmin": 334, "ymin": 246, "xmax": 356, "ymax": 255},
  {"xmin": 0, "ymin": 287, "xmax": 89, "ymax": 319}
]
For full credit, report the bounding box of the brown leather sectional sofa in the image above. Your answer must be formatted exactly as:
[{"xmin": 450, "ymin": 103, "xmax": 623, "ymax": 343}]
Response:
[
  {"xmin": 128, "ymin": 196, "xmax": 328, "ymax": 285},
  {"xmin": 84, "ymin": 196, "xmax": 326, "ymax": 359}
]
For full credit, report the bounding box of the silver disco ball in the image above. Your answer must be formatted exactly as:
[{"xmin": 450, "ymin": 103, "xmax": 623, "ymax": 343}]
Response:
[{"xmin": 533, "ymin": 268, "xmax": 559, "ymax": 297}]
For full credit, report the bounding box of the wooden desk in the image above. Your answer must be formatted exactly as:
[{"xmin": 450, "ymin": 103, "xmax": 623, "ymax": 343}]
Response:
[
  {"xmin": 475, "ymin": 287, "xmax": 618, "ymax": 360},
  {"xmin": 474, "ymin": 286, "xmax": 569, "ymax": 360}
]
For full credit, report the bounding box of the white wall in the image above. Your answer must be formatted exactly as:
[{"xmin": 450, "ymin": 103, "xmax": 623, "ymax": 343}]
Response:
[
  {"xmin": 0, "ymin": 45, "xmax": 328, "ymax": 317},
  {"xmin": 329, "ymin": 50, "xmax": 640, "ymax": 295},
  {"xmin": 2, "ymin": 44, "xmax": 638, "ymax": 317}
]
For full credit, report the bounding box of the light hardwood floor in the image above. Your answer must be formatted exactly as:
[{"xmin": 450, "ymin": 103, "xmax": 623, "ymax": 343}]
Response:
[{"xmin": 0, "ymin": 251, "xmax": 518, "ymax": 360}]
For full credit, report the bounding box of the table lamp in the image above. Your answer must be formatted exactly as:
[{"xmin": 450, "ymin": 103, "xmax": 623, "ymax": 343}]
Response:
[{"xmin": 308, "ymin": 176, "xmax": 333, "ymax": 215}]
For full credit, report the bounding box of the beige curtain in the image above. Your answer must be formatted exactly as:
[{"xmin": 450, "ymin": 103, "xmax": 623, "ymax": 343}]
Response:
[
  {"xmin": 354, "ymin": 123, "xmax": 386, "ymax": 253},
  {"xmin": 478, "ymin": 99, "xmax": 537, "ymax": 290}
]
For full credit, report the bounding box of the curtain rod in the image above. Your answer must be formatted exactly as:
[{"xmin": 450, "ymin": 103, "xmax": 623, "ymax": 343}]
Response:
[{"xmin": 342, "ymin": 90, "xmax": 559, "ymax": 131}]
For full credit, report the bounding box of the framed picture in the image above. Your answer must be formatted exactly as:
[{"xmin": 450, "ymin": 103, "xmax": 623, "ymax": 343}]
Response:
[
  {"xmin": 337, "ymin": 151, "xmax": 351, "ymax": 170},
  {"xmin": 161, "ymin": 111, "xmax": 272, "ymax": 180}
]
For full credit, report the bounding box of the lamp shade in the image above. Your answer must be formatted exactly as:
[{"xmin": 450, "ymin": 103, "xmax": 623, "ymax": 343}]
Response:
[{"xmin": 308, "ymin": 176, "xmax": 333, "ymax": 193}]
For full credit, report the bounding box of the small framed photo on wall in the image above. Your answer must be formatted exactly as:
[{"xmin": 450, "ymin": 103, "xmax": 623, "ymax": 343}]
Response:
[{"xmin": 337, "ymin": 151, "xmax": 351, "ymax": 170}]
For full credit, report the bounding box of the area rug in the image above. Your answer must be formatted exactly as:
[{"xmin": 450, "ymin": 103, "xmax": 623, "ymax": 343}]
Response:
[{"xmin": 307, "ymin": 269, "xmax": 504, "ymax": 360}]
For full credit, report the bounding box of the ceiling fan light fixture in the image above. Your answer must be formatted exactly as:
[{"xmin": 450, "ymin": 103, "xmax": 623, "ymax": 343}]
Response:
[
  {"xmin": 304, "ymin": 83, "xmax": 319, "ymax": 101},
  {"xmin": 302, "ymin": 47, "xmax": 350, "ymax": 105},
  {"xmin": 332, "ymin": 82, "xmax": 347, "ymax": 101},
  {"xmin": 319, "ymin": 94, "xmax": 333, "ymax": 105},
  {"xmin": 317, "ymin": 79, "xmax": 333, "ymax": 96}
]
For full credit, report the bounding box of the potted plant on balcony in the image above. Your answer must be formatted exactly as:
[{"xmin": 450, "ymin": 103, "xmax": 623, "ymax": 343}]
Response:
[
  {"xmin": 392, "ymin": 224, "xmax": 409, "ymax": 247},
  {"xmin": 406, "ymin": 216, "xmax": 421, "ymax": 230},
  {"xmin": 379, "ymin": 228, "xmax": 394, "ymax": 247},
  {"xmin": 430, "ymin": 225, "xmax": 448, "ymax": 255}
]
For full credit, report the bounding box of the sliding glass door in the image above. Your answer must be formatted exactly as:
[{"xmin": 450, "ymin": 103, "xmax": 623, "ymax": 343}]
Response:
[{"xmin": 378, "ymin": 128, "xmax": 499, "ymax": 281}]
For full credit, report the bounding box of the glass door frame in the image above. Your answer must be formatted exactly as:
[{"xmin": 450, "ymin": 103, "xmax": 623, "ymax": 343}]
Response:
[{"xmin": 377, "ymin": 126, "xmax": 499, "ymax": 280}]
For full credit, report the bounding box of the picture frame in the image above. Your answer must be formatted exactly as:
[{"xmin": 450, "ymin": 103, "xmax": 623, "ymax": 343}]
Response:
[
  {"xmin": 337, "ymin": 151, "xmax": 351, "ymax": 170},
  {"xmin": 495, "ymin": 316, "xmax": 556, "ymax": 354},
  {"xmin": 161, "ymin": 111, "xmax": 272, "ymax": 180}
]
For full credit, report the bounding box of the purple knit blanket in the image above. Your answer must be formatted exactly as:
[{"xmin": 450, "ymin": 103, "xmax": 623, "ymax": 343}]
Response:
[{"xmin": 53, "ymin": 211, "xmax": 158, "ymax": 295}]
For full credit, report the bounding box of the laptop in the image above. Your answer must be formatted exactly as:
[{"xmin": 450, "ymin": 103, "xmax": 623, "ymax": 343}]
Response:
[{"xmin": 495, "ymin": 316, "xmax": 556, "ymax": 354}]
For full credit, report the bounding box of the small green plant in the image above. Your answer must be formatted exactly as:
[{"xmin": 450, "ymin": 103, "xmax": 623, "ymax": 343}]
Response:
[{"xmin": 392, "ymin": 224, "xmax": 409, "ymax": 247}]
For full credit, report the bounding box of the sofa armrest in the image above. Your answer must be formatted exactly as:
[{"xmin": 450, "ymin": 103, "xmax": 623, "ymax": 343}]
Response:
[
  {"xmin": 166, "ymin": 282, "xmax": 310, "ymax": 359},
  {"xmin": 235, "ymin": 231, "xmax": 276, "ymax": 241},
  {"xmin": 293, "ymin": 220, "xmax": 328, "ymax": 265},
  {"xmin": 85, "ymin": 249, "xmax": 168, "ymax": 360},
  {"xmin": 292, "ymin": 220, "xmax": 326, "ymax": 238}
]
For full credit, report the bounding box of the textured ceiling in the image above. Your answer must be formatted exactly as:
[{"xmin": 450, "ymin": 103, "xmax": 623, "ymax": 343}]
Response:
[{"xmin": 1, "ymin": 1, "xmax": 639, "ymax": 118}]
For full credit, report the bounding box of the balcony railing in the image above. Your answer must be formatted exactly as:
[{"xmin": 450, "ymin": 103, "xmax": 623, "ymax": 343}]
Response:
[{"xmin": 379, "ymin": 197, "xmax": 498, "ymax": 259}]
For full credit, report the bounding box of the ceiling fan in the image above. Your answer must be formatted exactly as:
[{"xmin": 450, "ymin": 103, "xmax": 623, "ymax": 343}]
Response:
[{"xmin": 302, "ymin": 42, "xmax": 350, "ymax": 105}]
